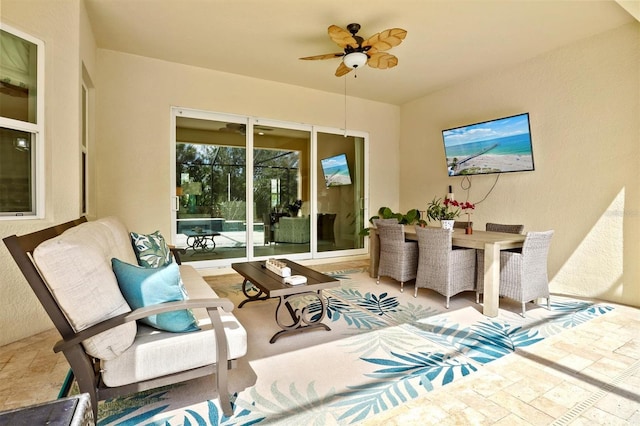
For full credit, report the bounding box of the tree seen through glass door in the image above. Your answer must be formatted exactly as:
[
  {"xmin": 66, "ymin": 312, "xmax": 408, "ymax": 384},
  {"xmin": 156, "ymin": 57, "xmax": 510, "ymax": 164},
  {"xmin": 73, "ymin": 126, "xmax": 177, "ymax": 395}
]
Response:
[{"xmin": 176, "ymin": 141, "xmax": 303, "ymax": 259}]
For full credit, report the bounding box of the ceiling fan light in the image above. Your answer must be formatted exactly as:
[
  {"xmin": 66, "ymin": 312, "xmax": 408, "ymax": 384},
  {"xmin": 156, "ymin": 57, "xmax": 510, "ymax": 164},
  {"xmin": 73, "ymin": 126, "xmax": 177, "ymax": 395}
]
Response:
[{"xmin": 343, "ymin": 52, "xmax": 368, "ymax": 69}]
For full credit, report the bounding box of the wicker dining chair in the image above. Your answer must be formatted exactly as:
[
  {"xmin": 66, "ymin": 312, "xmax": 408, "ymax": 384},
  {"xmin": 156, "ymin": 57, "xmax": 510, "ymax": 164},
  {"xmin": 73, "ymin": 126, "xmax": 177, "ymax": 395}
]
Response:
[
  {"xmin": 376, "ymin": 222, "xmax": 418, "ymax": 293},
  {"xmin": 453, "ymin": 221, "xmax": 472, "ymax": 229},
  {"xmin": 498, "ymin": 230, "xmax": 554, "ymax": 317},
  {"xmin": 485, "ymin": 223, "xmax": 525, "ymax": 234},
  {"xmin": 476, "ymin": 222, "xmax": 525, "ymax": 302},
  {"xmin": 414, "ymin": 226, "xmax": 476, "ymax": 308},
  {"xmin": 372, "ymin": 218, "xmax": 400, "ymax": 226}
]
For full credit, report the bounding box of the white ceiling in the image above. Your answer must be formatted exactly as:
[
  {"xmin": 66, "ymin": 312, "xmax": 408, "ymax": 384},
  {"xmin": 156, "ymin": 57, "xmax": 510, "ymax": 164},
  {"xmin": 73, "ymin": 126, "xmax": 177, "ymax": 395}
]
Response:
[{"xmin": 84, "ymin": 0, "xmax": 635, "ymax": 105}]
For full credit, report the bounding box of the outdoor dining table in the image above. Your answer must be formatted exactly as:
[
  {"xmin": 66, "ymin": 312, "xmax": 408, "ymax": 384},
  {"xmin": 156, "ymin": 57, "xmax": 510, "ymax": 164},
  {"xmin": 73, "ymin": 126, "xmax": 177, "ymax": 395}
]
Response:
[{"xmin": 369, "ymin": 226, "xmax": 526, "ymax": 317}]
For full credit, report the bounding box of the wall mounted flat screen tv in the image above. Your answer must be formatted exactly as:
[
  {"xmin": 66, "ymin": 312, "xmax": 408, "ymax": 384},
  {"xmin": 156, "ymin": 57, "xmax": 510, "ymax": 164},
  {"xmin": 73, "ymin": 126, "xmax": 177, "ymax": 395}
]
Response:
[
  {"xmin": 320, "ymin": 153, "xmax": 352, "ymax": 187},
  {"xmin": 442, "ymin": 113, "xmax": 535, "ymax": 176}
]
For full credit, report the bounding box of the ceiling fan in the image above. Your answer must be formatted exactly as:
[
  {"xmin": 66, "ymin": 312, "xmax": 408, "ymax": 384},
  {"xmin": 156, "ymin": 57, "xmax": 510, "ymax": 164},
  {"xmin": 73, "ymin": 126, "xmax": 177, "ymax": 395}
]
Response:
[{"xmin": 300, "ymin": 23, "xmax": 407, "ymax": 77}]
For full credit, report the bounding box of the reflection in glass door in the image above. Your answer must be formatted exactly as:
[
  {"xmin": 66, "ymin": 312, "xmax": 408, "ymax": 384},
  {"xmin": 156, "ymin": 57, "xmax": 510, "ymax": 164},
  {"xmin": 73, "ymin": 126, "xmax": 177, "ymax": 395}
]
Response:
[
  {"xmin": 175, "ymin": 115, "xmax": 248, "ymax": 264},
  {"xmin": 316, "ymin": 132, "xmax": 365, "ymax": 253},
  {"xmin": 253, "ymin": 124, "xmax": 311, "ymax": 259},
  {"xmin": 172, "ymin": 109, "xmax": 366, "ymax": 266}
]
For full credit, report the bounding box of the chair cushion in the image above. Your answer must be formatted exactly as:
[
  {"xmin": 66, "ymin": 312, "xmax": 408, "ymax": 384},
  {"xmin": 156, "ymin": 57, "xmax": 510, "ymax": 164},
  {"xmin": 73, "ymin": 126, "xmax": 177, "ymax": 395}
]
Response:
[
  {"xmin": 33, "ymin": 217, "xmax": 138, "ymax": 360},
  {"xmin": 101, "ymin": 265, "xmax": 248, "ymax": 387},
  {"xmin": 130, "ymin": 230, "xmax": 172, "ymax": 268},
  {"xmin": 273, "ymin": 216, "xmax": 310, "ymax": 243},
  {"xmin": 111, "ymin": 258, "xmax": 199, "ymax": 333}
]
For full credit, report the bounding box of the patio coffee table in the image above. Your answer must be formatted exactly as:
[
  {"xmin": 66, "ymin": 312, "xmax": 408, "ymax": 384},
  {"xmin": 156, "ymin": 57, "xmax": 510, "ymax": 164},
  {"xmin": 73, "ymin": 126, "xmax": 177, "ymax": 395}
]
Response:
[
  {"xmin": 231, "ymin": 259, "xmax": 339, "ymax": 343},
  {"xmin": 183, "ymin": 228, "xmax": 219, "ymax": 254}
]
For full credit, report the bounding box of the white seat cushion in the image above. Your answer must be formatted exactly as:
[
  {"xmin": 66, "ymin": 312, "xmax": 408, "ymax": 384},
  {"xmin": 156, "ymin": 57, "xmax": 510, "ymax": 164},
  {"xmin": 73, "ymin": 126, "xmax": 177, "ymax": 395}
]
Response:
[
  {"xmin": 33, "ymin": 217, "xmax": 138, "ymax": 360},
  {"xmin": 101, "ymin": 265, "xmax": 247, "ymax": 387}
]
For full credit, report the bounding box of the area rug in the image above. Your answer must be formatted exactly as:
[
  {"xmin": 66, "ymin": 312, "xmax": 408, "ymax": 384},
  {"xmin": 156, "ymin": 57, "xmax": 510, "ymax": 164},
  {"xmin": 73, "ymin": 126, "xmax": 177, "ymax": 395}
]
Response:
[{"xmin": 96, "ymin": 267, "xmax": 613, "ymax": 425}]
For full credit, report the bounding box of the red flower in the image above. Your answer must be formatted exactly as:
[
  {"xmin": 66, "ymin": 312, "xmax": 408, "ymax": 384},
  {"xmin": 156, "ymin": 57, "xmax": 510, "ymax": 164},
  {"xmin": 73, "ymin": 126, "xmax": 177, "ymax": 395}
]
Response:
[
  {"xmin": 460, "ymin": 201, "xmax": 475, "ymax": 210},
  {"xmin": 443, "ymin": 198, "xmax": 460, "ymax": 208}
]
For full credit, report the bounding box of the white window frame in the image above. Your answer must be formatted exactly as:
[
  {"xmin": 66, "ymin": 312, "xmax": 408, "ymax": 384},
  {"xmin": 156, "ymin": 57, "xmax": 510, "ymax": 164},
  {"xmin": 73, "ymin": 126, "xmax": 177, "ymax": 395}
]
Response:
[
  {"xmin": 81, "ymin": 81, "xmax": 89, "ymax": 216},
  {"xmin": 0, "ymin": 23, "xmax": 45, "ymax": 219}
]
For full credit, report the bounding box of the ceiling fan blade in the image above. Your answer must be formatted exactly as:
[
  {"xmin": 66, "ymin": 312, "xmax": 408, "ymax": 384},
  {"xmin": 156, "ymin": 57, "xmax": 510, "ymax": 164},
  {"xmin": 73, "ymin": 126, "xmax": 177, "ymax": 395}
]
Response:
[
  {"xmin": 362, "ymin": 28, "xmax": 407, "ymax": 52},
  {"xmin": 328, "ymin": 25, "xmax": 359, "ymax": 49},
  {"xmin": 335, "ymin": 62, "xmax": 353, "ymax": 77},
  {"xmin": 366, "ymin": 52, "xmax": 398, "ymax": 70},
  {"xmin": 299, "ymin": 53, "xmax": 344, "ymax": 60}
]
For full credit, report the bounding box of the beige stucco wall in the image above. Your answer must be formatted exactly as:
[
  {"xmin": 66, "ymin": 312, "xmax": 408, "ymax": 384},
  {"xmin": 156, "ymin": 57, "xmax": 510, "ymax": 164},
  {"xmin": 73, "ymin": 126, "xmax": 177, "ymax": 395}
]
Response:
[
  {"xmin": 93, "ymin": 50, "xmax": 401, "ymax": 239},
  {"xmin": 400, "ymin": 23, "xmax": 640, "ymax": 306},
  {"xmin": 0, "ymin": 0, "xmax": 88, "ymax": 345}
]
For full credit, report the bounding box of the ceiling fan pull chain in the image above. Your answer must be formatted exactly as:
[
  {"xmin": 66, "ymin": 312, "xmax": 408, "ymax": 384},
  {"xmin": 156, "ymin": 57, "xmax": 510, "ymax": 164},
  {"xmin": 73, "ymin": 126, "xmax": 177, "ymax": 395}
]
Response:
[{"xmin": 344, "ymin": 76, "xmax": 348, "ymax": 137}]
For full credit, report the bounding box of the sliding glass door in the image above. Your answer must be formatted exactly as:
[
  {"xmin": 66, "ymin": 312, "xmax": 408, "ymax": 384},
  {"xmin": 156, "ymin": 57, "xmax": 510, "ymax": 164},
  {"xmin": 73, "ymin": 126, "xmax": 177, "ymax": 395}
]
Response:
[
  {"xmin": 252, "ymin": 123, "xmax": 311, "ymax": 259},
  {"xmin": 172, "ymin": 108, "xmax": 366, "ymax": 267},
  {"xmin": 316, "ymin": 131, "xmax": 366, "ymax": 255},
  {"xmin": 174, "ymin": 114, "xmax": 248, "ymax": 263}
]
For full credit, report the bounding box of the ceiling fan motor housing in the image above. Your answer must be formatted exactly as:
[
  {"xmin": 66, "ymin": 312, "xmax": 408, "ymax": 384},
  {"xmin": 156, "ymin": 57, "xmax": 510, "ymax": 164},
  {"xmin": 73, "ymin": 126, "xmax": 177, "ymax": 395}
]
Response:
[{"xmin": 343, "ymin": 23, "xmax": 368, "ymax": 68}]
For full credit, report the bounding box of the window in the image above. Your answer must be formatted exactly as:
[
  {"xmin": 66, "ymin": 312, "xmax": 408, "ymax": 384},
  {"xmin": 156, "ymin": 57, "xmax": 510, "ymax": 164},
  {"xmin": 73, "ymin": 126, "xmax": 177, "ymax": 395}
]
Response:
[
  {"xmin": 0, "ymin": 24, "xmax": 44, "ymax": 218},
  {"xmin": 81, "ymin": 82, "xmax": 88, "ymax": 215}
]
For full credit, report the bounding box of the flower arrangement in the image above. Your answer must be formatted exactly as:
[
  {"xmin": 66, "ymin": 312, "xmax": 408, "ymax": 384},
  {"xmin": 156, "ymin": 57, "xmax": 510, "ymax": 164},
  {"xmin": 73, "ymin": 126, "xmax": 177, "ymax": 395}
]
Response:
[
  {"xmin": 426, "ymin": 197, "xmax": 460, "ymax": 221},
  {"xmin": 459, "ymin": 200, "xmax": 475, "ymax": 213},
  {"xmin": 459, "ymin": 200, "xmax": 475, "ymax": 232},
  {"xmin": 426, "ymin": 197, "xmax": 475, "ymax": 222}
]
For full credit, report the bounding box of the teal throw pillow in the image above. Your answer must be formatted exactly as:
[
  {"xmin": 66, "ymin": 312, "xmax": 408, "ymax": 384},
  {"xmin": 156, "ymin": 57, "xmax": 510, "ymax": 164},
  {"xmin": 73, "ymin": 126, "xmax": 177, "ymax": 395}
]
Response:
[
  {"xmin": 130, "ymin": 230, "xmax": 172, "ymax": 268},
  {"xmin": 111, "ymin": 258, "xmax": 199, "ymax": 333}
]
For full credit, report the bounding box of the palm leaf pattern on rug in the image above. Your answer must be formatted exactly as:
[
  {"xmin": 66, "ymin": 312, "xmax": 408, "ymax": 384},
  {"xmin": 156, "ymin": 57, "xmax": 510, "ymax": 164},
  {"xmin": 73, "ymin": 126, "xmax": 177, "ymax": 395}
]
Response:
[
  {"xmin": 409, "ymin": 319, "xmax": 544, "ymax": 365},
  {"xmin": 303, "ymin": 287, "xmax": 441, "ymax": 331},
  {"xmin": 297, "ymin": 295, "xmax": 388, "ymax": 330},
  {"xmin": 182, "ymin": 401, "xmax": 225, "ymax": 426},
  {"xmin": 331, "ymin": 381, "xmax": 418, "ymax": 423},
  {"xmin": 356, "ymin": 291, "xmax": 400, "ymax": 316},
  {"xmin": 547, "ymin": 300, "xmax": 614, "ymax": 329},
  {"xmin": 97, "ymin": 267, "xmax": 616, "ymax": 426},
  {"xmin": 98, "ymin": 388, "xmax": 172, "ymax": 425},
  {"xmin": 332, "ymin": 350, "xmax": 477, "ymax": 423},
  {"xmin": 326, "ymin": 268, "xmax": 369, "ymax": 280},
  {"xmin": 464, "ymin": 320, "xmax": 544, "ymax": 364},
  {"xmin": 241, "ymin": 382, "xmax": 336, "ymax": 425},
  {"xmin": 328, "ymin": 288, "xmax": 440, "ymax": 325},
  {"xmin": 337, "ymin": 327, "xmax": 424, "ymax": 358}
]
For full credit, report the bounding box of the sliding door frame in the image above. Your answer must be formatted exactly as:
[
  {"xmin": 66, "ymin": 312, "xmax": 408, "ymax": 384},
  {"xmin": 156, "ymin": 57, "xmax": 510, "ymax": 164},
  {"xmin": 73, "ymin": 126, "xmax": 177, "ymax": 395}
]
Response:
[{"xmin": 170, "ymin": 107, "xmax": 369, "ymax": 268}]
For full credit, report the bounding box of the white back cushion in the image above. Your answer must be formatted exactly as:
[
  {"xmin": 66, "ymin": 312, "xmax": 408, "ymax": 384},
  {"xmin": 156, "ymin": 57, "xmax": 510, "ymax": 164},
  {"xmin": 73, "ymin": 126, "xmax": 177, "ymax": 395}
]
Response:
[{"xmin": 33, "ymin": 217, "xmax": 138, "ymax": 360}]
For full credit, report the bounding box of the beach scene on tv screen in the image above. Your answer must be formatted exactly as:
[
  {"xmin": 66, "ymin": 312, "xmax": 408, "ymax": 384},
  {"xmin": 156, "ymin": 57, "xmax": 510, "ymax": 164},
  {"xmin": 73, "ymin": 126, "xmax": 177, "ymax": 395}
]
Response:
[
  {"xmin": 321, "ymin": 154, "xmax": 352, "ymax": 186},
  {"xmin": 443, "ymin": 114, "xmax": 534, "ymax": 176}
]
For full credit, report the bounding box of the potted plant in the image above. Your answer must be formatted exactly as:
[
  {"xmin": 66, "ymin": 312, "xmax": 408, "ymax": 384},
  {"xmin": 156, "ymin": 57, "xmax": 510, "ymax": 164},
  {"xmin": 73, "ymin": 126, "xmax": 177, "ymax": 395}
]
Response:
[
  {"xmin": 426, "ymin": 197, "xmax": 476, "ymax": 230},
  {"xmin": 426, "ymin": 197, "xmax": 460, "ymax": 229},
  {"xmin": 359, "ymin": 207, "xmax": 422, "ymax": 236}
]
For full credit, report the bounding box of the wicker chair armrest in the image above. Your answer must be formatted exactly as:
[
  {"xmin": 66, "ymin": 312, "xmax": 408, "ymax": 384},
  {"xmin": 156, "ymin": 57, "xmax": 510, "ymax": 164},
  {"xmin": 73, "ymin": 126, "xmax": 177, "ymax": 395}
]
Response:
[{"xmin": 53, "ymin": 297, "xmax": 234, "ymax": 353}]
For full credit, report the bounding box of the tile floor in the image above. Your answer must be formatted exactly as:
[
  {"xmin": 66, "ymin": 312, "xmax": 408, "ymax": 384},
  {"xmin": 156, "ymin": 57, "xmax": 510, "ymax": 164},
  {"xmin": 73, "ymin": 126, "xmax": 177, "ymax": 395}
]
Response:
[{"xmin": 1, "ymin": 261, "xmax": 638, "ymax": 425}]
